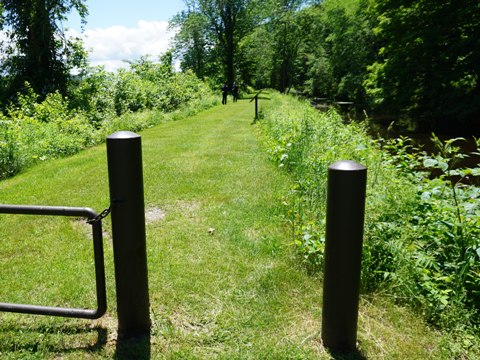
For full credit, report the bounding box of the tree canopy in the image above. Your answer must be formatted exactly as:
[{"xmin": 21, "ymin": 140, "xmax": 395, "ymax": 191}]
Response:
[
  {"xmin": 170, "ymin": 0, "xmax": 479, "ymax": 133},
  {"xmin": 171, "ymin": 0, "xmax": 257, "ymax": 88},
  {"xmin": 365, "ymin": 0, "xmax": 480, "ymax": 131},
  {"xmin": 0, "ymin": 0, "xmax": 478, "ymax": 133},
  {"xmin": 0, "ymin": 0, "xmax": 88, "ymax": 102}
]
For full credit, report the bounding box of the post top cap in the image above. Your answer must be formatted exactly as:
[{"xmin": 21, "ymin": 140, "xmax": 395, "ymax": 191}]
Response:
[
  {"xmin": 329, "ymin": 160, "xmax": 366, "ymax": 171},
  {"xmin": 107, "ymin": 131, "xmax": 141, "ymax": 140}
]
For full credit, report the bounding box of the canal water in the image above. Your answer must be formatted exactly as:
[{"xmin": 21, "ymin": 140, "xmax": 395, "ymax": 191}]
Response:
[{"xmin": 313, "ymin": 100, "xmax": 480, "ymax": 184}]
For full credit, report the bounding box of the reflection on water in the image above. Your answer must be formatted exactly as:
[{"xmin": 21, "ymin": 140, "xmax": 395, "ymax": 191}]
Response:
[
  {"xmin": 313, "ymin": 101, "xmax": 480, "ymax": 184},
  {"xmin": 368, "ymin": 114, "xmax": 480, "ymax": 185}
]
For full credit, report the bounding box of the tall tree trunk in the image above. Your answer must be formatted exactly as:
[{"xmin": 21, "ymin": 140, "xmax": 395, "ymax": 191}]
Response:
[
  {"xmin": 222, "ymin": 2, "xmax": 236, "ymax": 88},
  {"xmin": 27, "ymin": 0, "xmax": 55, "ymax": 96}
]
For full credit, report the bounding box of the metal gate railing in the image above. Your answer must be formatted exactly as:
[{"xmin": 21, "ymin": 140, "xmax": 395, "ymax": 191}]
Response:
[
  {"xmin": 0, "ymin": 131, "xmax": 150, "ymax": 339},
  {"xmin": 0, "ymin": 205, "xmax": 106, "ymax": 319}
]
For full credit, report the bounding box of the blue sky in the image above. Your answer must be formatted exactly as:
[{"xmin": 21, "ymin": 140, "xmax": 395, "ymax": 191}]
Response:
[
  {"xmin": 68, "ymin": 0, "xmax": 186, "ymax": 30},
  {"xmin": 66, "ymin": 0, "xmax": 187, "ymax": 71}
]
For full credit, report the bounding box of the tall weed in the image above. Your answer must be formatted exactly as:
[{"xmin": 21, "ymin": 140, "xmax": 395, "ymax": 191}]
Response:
[
  {"xmin": 0, "ymin": 117, "xmax": 24, "ymax": 178},
  {"xmin": 258, "ymin": 92, "xmax": 402, "ymax": 269},
  {"xmin": 379, "ymin": 136, "xmax": 480, "ymax": 329},
  {"xmin": 0, "ymin": 65, "xmax": 217, "ymax": 180},
  {"xmin": 258, "ymin": 92, "xmax": 480, "ymax": 337}
]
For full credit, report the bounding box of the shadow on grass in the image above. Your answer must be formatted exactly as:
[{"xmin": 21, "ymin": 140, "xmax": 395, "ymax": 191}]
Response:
[
  {"xmin": 114, "ymin": 331, "xmax": 151, "ymax": 360},
  {"xmin": 327, "ymin": 347, "xmax": 368, "ymax": 360},
  {"xmin": 0, "ymin": 323, "xmax": 108, "ymax": 355}
]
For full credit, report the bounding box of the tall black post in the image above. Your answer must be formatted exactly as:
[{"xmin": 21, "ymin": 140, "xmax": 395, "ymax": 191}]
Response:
[
  {"xmin": 321, "ymin": 160, "xmax": 367, "ymax": 350},
  {"xmin": 255, "ymin": 94, "xmax": 259, "ymax": 120},
  {"xmin": 106, "ymin": 131, "xmax": 150, "ymax": 338}
]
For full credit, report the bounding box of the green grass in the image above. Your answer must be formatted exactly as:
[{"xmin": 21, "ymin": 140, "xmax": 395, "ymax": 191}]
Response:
[{"xmin": 0, "ymin": 97, "xmax": 463, "ymax": 358}]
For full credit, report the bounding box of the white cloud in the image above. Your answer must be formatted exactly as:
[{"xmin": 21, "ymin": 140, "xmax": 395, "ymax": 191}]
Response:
[
  {"xmin": 0, "ymin": 31, "xmax": 12, "ymax": 64},
  {"xmin": 0, "ymin": 31, "xmax": 7, "ymax": 43},
  {"xmin": 68, "ymin": 20, "xmax": 176, "ymax": 72}
]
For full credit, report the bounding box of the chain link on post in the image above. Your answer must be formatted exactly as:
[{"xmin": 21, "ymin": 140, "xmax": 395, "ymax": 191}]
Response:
[{"xmin": 86, "ymin": 206, "xmax": 111, "ymax": 225}]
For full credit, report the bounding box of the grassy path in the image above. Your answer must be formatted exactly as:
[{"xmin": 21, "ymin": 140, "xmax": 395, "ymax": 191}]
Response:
[
  {"xmin": 0, "ymin": 99, "xmax": 449, "ymax": 358},
  {"xmin": 140, "ymin": 100, "xmax": 324, "ymax": 358}
]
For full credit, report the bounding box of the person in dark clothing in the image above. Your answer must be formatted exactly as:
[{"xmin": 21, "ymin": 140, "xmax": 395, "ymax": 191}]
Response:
[
  {"xmin": 222, "ymin": 83, "xmax": 228, "ymax": 105},
  {"xmin": 232, "ymin": 82, "xmax": 239, "ymax": 102}
]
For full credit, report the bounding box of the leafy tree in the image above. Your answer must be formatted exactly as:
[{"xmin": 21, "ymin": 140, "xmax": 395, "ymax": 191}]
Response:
[
  {"xmin": 237, "ymin": 0, "xmax": 306, "ymax": 92},
  {"xmin": 365, "ymin": 0, "xmax": 480, "ymax": 132},
  {"xmin": 294, "ymin": 4, "xmax": 336, "ymax": 97},
  {"xmin": 171, "ymin": 0, "xmax": 257, "ymax": 88},
  {"xmin": 170, "ymin": 11, "xmax": 211, "ymax": 79},
  {"xmin": 270, "ymin": 0, "xmax": 304, "ymax": 93},
  {"xmin": 293, "ymin": 0, "xmax": 376, "ymax": 103},
  {"xmin": 237, "ymin": 26, "xmax": 275, "ymax": 88},
  {"xmin": 0, "ymin": 0, "xmax": 88, "ymax": 103},
  {"xmin": 237, "ymin": 0, "xmax": 374, "ymax": 98}
]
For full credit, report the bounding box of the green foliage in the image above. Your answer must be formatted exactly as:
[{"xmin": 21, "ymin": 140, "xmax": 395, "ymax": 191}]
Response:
[
  {"xmin": 258, "ymin": 92, "xmax": 388, "ymax": 269},
  {"xmin": 170, "ymin": 0, "xmax": 257, "ymax": 88},
  {"xmin": 0, "ymin": 116, "xmax": 24, "ymax": 178},
  {"xmin": 237, "ymin": 27, "xmax": 275, "ymax": 89},
  {"xmin": 169, "ymin": 0, "xmax": 478, "ymax": 131},
  {"xmin": 258, "ymin": 92, "xmax": 480, "ymax": 344},
  {"xmin": 170, "ymin": 11, "xmax": 211, "ymax": 79},
  {"xmin": 381, "ymin": 135, "xmax": 480, "ymax": 329},
  {"xmin": 108, "ymin": 57, "xmax": 210, "ymax": 116},
  {"xmin": 0, "ymin": 0, "xmax": 89, "ymax": 101},
  {"xmin": 69, "ymin": 67, "xmax": 116, "ymax": 127},
  {"xmin": 365, "ymin": 0, "xmax": 480, "ymax": 130},
  {"xmin": 233, "ymin": 0, "xmax": 377, "ymax": 102},
  {"xmin": 299, "ymin": 0, "xmax": 375, "ymax": 102},
  {"xmin": 0, "ymin": 59, "xmax": 217, "ymax": 180},
  {"xmin": 0, "ymin": 89, "xmax": 96, "ymax": 178}
]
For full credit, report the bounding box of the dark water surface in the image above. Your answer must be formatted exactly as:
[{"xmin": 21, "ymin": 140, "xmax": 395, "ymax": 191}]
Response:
[{"xmin": 313, "ymin": 101, "xmax": 480, "ymax": 184}]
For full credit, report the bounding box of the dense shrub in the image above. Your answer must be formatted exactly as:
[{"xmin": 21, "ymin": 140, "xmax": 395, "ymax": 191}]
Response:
[
  {"xmin": 0, "ymin": 117, "xmax": 24, "ymax": 178},
  {"xmin": 0, "ymin": 62, "xmax": 217, "ymax": 180},
  {"xmin": 373, "ymin": 136, "xmax": 480, "ymax": 330},
  {"xmin": 1, "ymin": 89, "xmax": 97, "ymax": 176},
  {"xmin": 258, "ymin": 91, "xmax": 406, "ymax": 268},
  {"xmin": 258, "ymin": 92, "xmax": 480, "ymax": 339},
  {"xmin": 70, "ymin": 68, "xmax": 116, "ymax": 127},
  {"xmin": 71, "ymin": 62, "xmax": 213, "ymax": 120}
]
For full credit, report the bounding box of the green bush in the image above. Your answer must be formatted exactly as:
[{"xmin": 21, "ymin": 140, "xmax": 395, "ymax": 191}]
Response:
[
  {"xmin": 258, "ymin": 92, "xmax": 480, "ymax": 335},
  {"xmin": 375, "ymin": 136, "xmax": 480, "ymax": 329},
  {"xmin": 70, "ymin": 68, "xmax": 116, "ymax": 127},
  {"xmin": 70, "ymin": 59, "xmax": 213, "ymax": 124},
  {"xmin": 0, "ymin": 62, "xmax": 216, "ymax": 180},
  {"xmin": 5, "ymin": 90, "xmax": 95, "ymax": 161},
  {"xmin": 0, "ymin": 117, "xmax": 24, "ymax": 178}
]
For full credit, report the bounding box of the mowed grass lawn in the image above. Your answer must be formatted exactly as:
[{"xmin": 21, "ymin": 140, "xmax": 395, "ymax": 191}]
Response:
[{"xmin": 0, "ymin": 99, "xmax": 449, "ymax": 359}]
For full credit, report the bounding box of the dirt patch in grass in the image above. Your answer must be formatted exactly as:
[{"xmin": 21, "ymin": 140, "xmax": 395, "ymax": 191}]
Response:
[{"xmin": 145, "ymin": 206, "xmax": 166, "ymax": 224}]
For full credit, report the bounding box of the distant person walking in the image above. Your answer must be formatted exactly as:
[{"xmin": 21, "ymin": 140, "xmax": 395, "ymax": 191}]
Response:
[
  {"xmin": 222, "ymin": 83, "xmax": 228, "ymax": 105},
  {"xmin": 232, "ymin": 82, "xmax": 239, "ymax": 102}
]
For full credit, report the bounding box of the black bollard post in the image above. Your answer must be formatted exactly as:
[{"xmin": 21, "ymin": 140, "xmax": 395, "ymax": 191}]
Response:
[
  {"xmin": 106, "ymin": 131, "xmax": 150, "ymax": 339},
  {"xmin": 321, "ymin": 160, "xmax": 367, "ymax": 351},
  {"xmin": 255, "ymin": 94, "xmax": 258, "ymax": 120}
]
